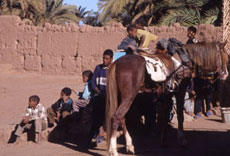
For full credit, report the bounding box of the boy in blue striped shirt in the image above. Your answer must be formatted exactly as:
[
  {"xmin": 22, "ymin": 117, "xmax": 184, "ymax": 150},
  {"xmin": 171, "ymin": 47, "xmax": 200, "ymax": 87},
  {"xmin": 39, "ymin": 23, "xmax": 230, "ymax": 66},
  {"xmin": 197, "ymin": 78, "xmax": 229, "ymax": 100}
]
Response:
[
  {"xmin": 91, "ymin": 49, "xmax": 113, "ymax": 95},
  {"xmin": 89, "ymin": 49, "xmax": 113, "ymax": 147}
]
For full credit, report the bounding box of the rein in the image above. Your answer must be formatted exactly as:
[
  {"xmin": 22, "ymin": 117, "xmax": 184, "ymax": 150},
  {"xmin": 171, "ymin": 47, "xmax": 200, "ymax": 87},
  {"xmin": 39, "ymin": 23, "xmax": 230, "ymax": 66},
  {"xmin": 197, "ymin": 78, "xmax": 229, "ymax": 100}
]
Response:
[{"xmin": 166, "ymin": 64, "xmax": 183, "ymax": 81}]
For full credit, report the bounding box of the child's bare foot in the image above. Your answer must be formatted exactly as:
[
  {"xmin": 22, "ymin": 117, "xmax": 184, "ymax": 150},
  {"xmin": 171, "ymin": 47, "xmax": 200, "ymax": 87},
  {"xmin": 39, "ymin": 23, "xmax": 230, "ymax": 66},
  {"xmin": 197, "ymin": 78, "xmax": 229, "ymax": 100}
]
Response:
[
  {"xmin": 13, "ymin": 136, "xmax": 20, "ymax": 145},
  {"xmin": 186, "ymin": 111, "xmax": 194, "ymax": 117},
  {"xmin": 36, "ymin": 133, "xmax": 41, "ymax": 144}
]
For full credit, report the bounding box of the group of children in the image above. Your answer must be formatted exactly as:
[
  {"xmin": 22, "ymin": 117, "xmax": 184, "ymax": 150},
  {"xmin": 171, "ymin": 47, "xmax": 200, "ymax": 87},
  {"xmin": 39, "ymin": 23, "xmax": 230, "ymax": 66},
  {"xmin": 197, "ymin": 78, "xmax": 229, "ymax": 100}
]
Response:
[{"xmin": 14, "ymin": 50, "xmax": 114, "ymax": 145}]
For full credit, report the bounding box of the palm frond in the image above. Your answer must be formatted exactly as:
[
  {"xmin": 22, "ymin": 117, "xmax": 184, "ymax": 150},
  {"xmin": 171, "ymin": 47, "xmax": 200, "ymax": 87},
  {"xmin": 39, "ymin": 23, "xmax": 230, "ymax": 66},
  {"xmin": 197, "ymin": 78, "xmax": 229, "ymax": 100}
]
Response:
[
  {"xmin": 185, "ymin": 0, "xmax": 209, "ymax": 7},
  {"xmin": 158, "ymin": 8, "xmax": 201, "ymax": 26},
  {"xmin": 201, "ymin": 7, "xmax": 219, "ymax": 24},
  {"xmin": 98, "ymin": 0, "xmax": 130, "ymax": 23},
  {"xmin": 75, "ymin": 6, "xmax": 89, "ymax": 18}
]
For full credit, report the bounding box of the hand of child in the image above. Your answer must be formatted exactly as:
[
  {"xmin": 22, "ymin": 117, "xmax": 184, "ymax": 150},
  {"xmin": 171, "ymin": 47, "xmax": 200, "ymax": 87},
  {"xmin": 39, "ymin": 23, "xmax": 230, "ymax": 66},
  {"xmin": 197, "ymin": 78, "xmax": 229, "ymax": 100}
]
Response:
[
  {"xmin": 128, "ymin": 44, "xmax": 137, "ymax": 51},
  {"xmin": 95, "ymin": 88, "xmax": 101, "ymax": 95},
  {"xmin": 23, "ymin": 116, "xmax": 30, "ymax": 123}
]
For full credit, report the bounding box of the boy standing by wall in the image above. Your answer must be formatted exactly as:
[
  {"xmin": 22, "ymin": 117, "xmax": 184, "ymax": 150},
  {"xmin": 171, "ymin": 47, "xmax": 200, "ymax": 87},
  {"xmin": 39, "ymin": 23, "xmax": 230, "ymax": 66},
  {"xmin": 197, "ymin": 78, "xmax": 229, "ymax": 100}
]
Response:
[
  {"xmin": 186, "ymin": 26, "xmax": 215, "ymax": 118},
  {"xmin": 89, "ymin": 49, "xmax": 113, "ymax": 146},
  {"xmin": 186, "ymin": 26, "xmax": 198, "ymax": 44},
  {"xmin": 91, "ymin": 49, "xmax": 113, "ymax": 96}
]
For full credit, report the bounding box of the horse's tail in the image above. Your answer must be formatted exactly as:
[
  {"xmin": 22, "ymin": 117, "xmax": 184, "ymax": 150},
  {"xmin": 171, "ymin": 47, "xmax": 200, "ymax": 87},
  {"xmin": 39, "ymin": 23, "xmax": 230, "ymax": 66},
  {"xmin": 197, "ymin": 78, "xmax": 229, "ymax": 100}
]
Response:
[{"xmin": 106, "ymin": 62, "xmax": 118, "ymax": 150}]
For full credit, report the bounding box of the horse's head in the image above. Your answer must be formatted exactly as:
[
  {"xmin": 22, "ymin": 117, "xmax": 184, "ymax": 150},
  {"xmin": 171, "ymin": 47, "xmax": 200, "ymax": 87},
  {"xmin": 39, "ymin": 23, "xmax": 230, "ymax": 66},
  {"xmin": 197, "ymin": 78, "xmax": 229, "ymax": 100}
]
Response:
[{"xmin": 184, "ymin": 41, "xmax": 229, "ymax": 80}]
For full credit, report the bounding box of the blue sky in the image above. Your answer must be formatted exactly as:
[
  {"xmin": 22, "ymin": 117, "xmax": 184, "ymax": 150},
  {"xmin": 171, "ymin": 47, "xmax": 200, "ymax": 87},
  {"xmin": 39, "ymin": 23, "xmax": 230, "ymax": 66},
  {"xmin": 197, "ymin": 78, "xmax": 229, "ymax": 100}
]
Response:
[{"xmin": 63, "ymin": 0, "xmax": 98, "ymax": 11}]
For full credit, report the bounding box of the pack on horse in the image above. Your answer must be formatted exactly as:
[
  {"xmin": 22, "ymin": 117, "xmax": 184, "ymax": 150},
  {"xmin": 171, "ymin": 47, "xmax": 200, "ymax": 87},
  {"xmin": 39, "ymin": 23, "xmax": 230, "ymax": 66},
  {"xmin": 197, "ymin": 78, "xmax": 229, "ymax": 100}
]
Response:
[{"xmin": 105, "ymin": 40, "xmax": 228, "ymax": 156}]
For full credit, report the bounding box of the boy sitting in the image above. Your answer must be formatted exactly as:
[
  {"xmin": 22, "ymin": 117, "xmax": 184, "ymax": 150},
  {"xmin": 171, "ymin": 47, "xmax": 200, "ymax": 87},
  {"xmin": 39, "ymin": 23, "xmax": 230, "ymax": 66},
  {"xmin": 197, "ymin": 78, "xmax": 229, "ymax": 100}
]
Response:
[
  {"xmin": 72, "ymin": 70, "xmax": 93, "ymax": 113},
  {"xmin": 47, "ymin": 87, "xmax": 73, "ymax": 127},
  {"xmin": 14, "ymin": 95, "xmax": 47, "ymax": 144},
  {"xmin": 118, "ymin": 25, "xmax": 138, "ymax": 54},
  {"xmin": 135, "ymin": 17, "xmax": 158, "ymax": 49}
]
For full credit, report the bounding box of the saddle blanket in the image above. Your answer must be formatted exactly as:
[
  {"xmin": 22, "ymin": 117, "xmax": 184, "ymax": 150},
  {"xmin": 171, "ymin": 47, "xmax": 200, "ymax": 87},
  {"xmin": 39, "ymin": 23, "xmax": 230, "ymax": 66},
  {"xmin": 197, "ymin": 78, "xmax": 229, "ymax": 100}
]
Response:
[
  {"xmin": 143, "ymin": 56, "xmax": 168, "ymax": 82},
  {"xmin": 143, "ymin": 56, "xmax": 181, "ymax": 82},
  {"xmin": 113, "ymin": 51, "xmax": 126, "ymax": 62}
]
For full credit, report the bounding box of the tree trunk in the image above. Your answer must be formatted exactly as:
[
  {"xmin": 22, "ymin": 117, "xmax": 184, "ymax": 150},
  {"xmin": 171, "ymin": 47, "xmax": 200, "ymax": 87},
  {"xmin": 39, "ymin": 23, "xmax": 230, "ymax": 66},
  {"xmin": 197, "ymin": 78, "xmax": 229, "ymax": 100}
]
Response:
[{"xmin": 223, "ymin": 0, "xmax": 230, "ymax": 55}]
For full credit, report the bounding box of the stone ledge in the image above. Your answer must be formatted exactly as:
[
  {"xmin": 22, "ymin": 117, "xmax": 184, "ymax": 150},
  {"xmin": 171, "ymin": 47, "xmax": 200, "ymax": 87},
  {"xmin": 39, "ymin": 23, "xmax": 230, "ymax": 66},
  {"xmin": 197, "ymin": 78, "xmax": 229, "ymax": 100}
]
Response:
[{"xmin": 0, "ymin": 125, "xmax": 53, "ymax": 144}]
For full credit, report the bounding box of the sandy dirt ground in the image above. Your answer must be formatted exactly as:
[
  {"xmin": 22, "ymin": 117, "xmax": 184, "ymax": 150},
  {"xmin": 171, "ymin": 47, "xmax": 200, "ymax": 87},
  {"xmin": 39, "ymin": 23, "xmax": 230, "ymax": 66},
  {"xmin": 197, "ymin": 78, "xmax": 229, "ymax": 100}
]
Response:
[{"xmin": 0, "ymin": 71, "xmax": 230, "ymax": 156}]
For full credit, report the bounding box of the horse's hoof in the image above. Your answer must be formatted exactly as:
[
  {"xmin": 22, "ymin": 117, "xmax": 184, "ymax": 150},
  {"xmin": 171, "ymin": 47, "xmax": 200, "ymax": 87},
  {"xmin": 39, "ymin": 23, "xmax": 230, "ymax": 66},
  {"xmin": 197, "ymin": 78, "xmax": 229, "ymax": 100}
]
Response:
[
  {"xmin": 178, "ymin": 136, "xmax": 188, "ymax": 147},
  {"xmin": 126, "ymin": 145, "xmax": 135, "ymax": 154},
  {"xmin": 180, "ymin": 138, "xmax": 188, "ymax": 147},
  {"xmin": 109, "ymin": 148, "xmax": 119, "ymax": 156},
  {"xmin": 177, "ymin": 130, "xmax": 188, "ymax": 147}
]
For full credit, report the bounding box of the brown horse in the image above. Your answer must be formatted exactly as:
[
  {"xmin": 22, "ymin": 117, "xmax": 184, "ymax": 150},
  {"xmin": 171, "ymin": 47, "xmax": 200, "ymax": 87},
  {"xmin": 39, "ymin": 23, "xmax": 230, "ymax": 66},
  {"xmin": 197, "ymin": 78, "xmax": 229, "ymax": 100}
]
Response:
[{"xmin": 106, "ymin": 42, "xmax": 228, "ymax": 156}]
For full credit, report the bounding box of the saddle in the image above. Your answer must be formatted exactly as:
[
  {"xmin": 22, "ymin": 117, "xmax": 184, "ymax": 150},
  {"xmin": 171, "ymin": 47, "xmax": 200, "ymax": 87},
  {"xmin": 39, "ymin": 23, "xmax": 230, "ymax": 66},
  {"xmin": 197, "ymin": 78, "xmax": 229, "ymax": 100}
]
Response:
[
  {"xmin": 137, "ymin": 50, "xmax": 174, "ymax": 74},
  {"xmin": 137, "ymin": 49, "xmax": 182, "ymax": 94}
]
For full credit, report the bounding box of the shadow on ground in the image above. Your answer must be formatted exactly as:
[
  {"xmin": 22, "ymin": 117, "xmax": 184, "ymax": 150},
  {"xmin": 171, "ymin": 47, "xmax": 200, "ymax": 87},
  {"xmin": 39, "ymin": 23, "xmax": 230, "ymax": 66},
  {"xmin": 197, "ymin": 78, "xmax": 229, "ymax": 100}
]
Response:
[
  {"xmin": 129, "ymin": 126, "xmax": 230, "ymax": 156},
  {"xmin": 8, "ymin": 124, "xmax": 36, "ymax": 143},
  {"xmin": 47, "ymin": 122, "xmax": 230, "ymax": 156}
]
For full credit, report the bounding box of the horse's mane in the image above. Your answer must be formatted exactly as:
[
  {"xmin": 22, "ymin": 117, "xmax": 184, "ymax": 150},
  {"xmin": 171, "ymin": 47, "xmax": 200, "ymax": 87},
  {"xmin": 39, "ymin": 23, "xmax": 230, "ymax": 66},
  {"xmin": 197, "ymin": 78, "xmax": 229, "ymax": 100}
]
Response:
[{"xmin": 185, "ymin": 42, "xmax": 228, "ymax": 72}]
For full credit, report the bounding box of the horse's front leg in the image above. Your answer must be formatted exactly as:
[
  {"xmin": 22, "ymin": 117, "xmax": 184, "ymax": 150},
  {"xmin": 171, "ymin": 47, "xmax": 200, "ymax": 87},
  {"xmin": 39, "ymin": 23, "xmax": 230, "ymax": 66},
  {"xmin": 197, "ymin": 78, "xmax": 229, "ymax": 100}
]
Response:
[
  {"xmin": 121, "ymin": 118, "xmax": 134, "ymax": 154},
  {"xmin": 175, "ymin": 79, "xmax": 190, "ymax": 147}
]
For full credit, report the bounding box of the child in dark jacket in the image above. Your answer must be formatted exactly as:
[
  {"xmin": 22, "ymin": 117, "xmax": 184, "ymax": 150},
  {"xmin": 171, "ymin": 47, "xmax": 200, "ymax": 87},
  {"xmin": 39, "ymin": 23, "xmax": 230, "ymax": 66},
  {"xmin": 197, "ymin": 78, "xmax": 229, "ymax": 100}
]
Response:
[{"xmin": 47, "ymin": 87, "xmax": 73, "ymax": 127}]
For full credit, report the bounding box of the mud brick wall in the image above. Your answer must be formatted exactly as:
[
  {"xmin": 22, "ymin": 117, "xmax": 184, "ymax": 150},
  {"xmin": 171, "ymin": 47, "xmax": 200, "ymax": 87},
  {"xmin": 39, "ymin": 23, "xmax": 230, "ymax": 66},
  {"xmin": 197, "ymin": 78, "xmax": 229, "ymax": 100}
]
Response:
[{"xmin": 0, "ymin": 16, "xmax": 223, "ymax": 75}]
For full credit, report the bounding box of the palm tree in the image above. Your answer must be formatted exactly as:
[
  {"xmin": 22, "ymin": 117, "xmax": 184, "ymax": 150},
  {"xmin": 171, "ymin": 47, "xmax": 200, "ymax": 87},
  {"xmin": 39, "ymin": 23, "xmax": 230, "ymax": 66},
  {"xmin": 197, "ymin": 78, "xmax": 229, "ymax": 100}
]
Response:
[
  {"xmin": 75, "ymin": 6, "xmax": 88, "ymax": 19},
  {"xmin": 43, "ymin": 0, "xmax": 79, "ymax": 25},
  {"xmin": 0, "ymin": 0, "xmax": 83, "ymax": 25},
  {"xmin": 223, "ymin": 0, "xmax": 230, "ymax": 54},
  {"xmin": 84, "ymin": 11, "xmax": 101, "ymax": 26},
  {"xmin": 158, "ymin": 8, "xmax": 202, "ymax": 26},
  {"xmin": 202, "ymin": 7, "xmax": 220, "ymax": 25},
  {"xmin": 153, "ymin": 0, "xmax": 222, "ymax": 26},
  {"xmin": 97, "ymin": 0, "xmax": 131, "ymax": 24},
  {"xmin": 0, "ymin": 0, "xmax": 46, "ymax": 24},
  {"xmin": 75, "ymin": 5, "xmax": 90, "ymax": 24},
  {"xmin": 97, "ymin": 0, "xmax": 223, "ymax": 27}
]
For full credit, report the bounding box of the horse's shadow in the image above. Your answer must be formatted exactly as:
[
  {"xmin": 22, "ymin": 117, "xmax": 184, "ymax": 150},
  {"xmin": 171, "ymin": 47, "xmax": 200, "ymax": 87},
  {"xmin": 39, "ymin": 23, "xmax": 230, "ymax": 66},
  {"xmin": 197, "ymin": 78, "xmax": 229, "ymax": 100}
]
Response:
[{"xmin": 115, "ymin": 123, "xmax": 230, "ymax": 156}]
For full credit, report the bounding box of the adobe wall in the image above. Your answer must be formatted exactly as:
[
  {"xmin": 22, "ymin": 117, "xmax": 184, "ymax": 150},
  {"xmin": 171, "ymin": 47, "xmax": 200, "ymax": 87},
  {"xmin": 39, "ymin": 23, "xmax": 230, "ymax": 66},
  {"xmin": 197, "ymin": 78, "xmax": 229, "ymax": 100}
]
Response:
[{"xmin": 0, "ymin": 16, "xmax": 223, "ymax": 75}]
